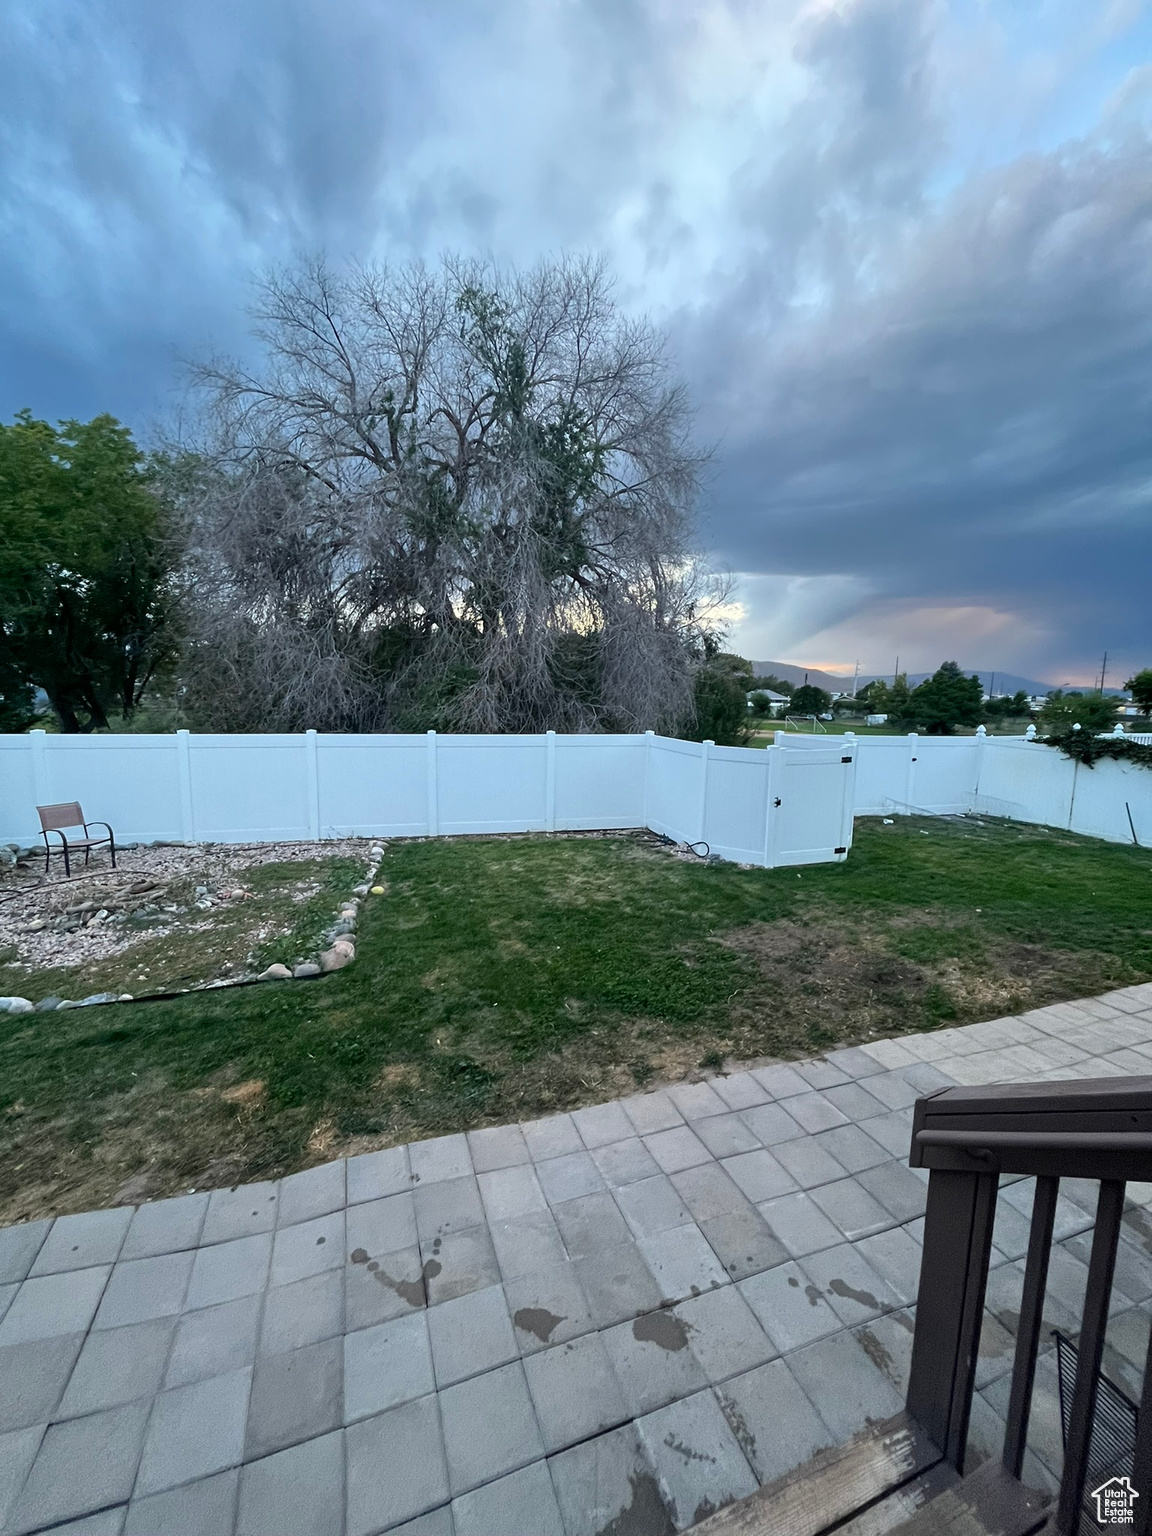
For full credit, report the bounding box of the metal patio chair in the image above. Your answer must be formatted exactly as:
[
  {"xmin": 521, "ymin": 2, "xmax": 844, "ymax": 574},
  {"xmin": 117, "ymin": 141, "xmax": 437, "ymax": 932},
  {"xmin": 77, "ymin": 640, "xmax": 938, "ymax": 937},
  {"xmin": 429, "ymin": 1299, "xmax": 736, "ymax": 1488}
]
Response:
[{"xmin": 36, "ymin": 802, "xmax": 117, "ymax": 877}]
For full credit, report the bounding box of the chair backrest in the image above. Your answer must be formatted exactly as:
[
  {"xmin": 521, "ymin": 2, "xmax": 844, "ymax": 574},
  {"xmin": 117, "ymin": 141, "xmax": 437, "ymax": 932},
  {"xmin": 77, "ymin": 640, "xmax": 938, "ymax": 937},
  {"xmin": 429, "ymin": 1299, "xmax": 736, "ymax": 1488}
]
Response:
[{"xmin": 38, "ymin": 802, "xmax": 84, "ymax": 833}]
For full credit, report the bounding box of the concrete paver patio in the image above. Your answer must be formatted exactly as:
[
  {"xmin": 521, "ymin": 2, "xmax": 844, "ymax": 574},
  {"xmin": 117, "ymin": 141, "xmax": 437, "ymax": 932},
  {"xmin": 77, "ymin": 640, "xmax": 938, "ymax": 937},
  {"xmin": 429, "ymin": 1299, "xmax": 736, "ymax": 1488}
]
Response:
[{"xmin": 3, "ymin": 984, "xmax": 1152, "ymax": 1535}]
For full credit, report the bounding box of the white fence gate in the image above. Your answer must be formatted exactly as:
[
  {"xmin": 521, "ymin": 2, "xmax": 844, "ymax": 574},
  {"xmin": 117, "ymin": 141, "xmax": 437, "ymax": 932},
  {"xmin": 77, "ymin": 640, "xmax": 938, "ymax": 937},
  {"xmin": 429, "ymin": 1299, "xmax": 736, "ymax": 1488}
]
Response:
[{"xmin": 0, "ymin": 731, "xmax": 858, "ymax": 871}]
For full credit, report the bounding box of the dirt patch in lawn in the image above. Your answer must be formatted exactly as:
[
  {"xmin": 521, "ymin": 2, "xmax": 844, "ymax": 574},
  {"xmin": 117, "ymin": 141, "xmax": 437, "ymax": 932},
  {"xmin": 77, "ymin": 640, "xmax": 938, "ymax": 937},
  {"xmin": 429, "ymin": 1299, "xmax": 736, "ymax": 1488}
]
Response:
[{"xmin": 717, "ymin": 909, "xmax": 1139, "ymax": 1057}]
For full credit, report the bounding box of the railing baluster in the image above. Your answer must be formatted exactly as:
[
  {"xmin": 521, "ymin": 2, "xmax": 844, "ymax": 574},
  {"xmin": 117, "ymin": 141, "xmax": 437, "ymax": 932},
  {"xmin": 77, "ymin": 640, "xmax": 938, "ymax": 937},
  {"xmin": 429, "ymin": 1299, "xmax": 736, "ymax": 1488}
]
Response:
[
  {"xmin": 1130, "ymin": 1287, "xmax": 1152, "ymax": 1536},
  {"xmin": 1003, "ymin": 1174, "xmax": 1059, "ymax": 1479},
  {"xmin": 1055, "ymin": 1178, "xmax": 1126, "ymax": 1534}
]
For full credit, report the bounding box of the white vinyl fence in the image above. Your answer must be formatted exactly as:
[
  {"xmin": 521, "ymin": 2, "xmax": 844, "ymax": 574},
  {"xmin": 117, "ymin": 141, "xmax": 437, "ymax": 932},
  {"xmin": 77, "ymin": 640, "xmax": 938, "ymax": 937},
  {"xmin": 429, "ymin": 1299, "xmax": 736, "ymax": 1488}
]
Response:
[
  {"xmin": 777, "ymin": 730, "xmax": 1152, "ymax": 847},
  {"xmin": 0, "ymin": 731, "xmax": 858, "ymax": 870}
]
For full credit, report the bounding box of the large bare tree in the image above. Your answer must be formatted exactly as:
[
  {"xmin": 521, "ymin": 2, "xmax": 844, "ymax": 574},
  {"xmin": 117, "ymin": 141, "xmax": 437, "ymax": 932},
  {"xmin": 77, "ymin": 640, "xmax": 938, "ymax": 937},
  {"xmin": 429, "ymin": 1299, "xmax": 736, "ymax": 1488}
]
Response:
[{"xmin": 177, "ymin": 255, "xmax": 719, "ymax": 733}]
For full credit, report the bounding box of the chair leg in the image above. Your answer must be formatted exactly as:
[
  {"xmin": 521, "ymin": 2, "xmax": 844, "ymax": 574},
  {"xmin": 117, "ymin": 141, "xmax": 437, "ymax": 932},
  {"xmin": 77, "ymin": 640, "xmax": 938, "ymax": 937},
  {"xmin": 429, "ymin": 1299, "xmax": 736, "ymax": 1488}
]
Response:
[
  {"xmin": 63, "ymin": 846, "xmax": 70, "ymax": 878},
  {"xmin": 110, "ymin": 840, "xmax": 117, "ymax": 869}
]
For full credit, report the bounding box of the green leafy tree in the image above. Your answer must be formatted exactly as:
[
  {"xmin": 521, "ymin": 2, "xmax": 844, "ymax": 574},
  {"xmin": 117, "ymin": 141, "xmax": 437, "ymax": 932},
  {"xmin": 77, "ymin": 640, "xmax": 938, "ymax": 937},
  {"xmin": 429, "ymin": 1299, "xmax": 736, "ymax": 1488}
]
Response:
[
  {"xmin": 748, "ymin": 690, "xmax": 774, "ymax": 716},
  {"xmin": 789, "ymin": 684, "xmax": 832, "ymax": 716},
  {"xmin": 983, "ymin": 690, "xmax": 1030, "ymax": 720},
  {"xmin": 0, "ymin": 413, "xmax": 179, "ymax": 732},
  {"xmin": 904, "ymin": 662, "xmax": 984, "ymax": 734},
  {"xmin": 859, "ymin": 675, "xmax": 913, "ymax": 719},
  {"xmin": 1039, "ymin": 690, "xmax": 1118, "ymax": 736},
  {"xmin": 688, "ymin": 654, "xmax": 751, "ymax": 744},
  {"xmin": 1125, "ymin": 669, "xmax": 1152, "ymax": 714}
]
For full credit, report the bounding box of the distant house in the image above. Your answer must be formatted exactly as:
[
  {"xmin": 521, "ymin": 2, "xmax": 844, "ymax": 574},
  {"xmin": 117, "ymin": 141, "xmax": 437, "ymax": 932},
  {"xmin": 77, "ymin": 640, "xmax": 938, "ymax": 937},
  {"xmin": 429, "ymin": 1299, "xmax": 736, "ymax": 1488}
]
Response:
[{"xmin": 747, "ymin": 690, "xmax": 789, "ymax": 717}]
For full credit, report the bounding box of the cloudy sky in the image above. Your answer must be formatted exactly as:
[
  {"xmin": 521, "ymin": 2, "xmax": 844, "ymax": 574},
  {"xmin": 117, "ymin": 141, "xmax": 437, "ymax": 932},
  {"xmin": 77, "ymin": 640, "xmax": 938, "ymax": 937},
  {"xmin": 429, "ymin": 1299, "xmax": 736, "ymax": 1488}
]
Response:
[{"xmin": 3, "ymin": 0, "xmax": 1151, "ymax": 685}]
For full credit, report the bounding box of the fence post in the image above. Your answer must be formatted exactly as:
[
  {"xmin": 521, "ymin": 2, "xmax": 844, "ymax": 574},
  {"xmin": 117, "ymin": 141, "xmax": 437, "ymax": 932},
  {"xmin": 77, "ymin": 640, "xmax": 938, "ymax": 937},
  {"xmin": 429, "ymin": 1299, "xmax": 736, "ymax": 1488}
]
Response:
[
  {"xmin": 697, "ymin": 740, "xmax": 713, "ymax": 845},
  {"xmin": 176, "ymin": 730, "xmax": 194, "ymax": 842},
  {"xmin": 904, "ymin": 733, "xmax": 918, "ymax": 813},
  {"xmin": 29, "ymin": 729, "xmax": 47, "ymax": 811},
  {"xmin": 971, "ymin": 724, "xmax": 987, "ymax": 814},
  {"xmin": 305, "ymin": 730, "xmax": 320, "ymax": 840},
  {"xmin": 545, "ymin": 731, "xmax": 557, "ymax": 833},
  {"xmin": 642, "ymin": 730, "xmax": 655, "ymax": 828},
  {"xmin": 426, "ymin": 730, "xmax": 439, "ymax": 836},
  {"xmin": 762, "ymin": 746, "xmax": 781, "ymax": 869}
]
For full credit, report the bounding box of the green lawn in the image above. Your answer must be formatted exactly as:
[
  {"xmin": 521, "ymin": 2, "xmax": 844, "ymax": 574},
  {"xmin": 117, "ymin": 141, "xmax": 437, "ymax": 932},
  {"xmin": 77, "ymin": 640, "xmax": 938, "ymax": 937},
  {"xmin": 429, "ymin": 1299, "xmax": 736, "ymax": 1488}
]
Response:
[{"xmin": 3, "ymin": 817, "xmax": 1151, "ymax": 1223}]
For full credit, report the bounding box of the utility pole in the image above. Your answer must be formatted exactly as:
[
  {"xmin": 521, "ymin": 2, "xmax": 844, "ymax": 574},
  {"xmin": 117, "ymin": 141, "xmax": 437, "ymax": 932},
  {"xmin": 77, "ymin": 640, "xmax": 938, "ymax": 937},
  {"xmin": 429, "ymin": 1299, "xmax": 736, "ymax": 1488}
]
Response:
[
  {"xmin": 1099, "ymin": 651, "xmax": 1108, "ymax": 695},
  {"xmin": 894, "ymin": 656, "xmax": 899, "ymax": 687},
  {"xmin": 989, "ymin": 671, "xmax": 996, "ymax": 700},
  {"xmin": 851, "ymin": 660, "xmax": 859, "ymax": 698}
]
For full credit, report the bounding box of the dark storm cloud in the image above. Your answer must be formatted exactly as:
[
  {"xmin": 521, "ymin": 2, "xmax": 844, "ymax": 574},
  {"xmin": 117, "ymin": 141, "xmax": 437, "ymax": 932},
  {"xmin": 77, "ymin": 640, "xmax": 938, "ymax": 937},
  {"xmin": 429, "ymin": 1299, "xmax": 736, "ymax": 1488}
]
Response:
[
  {"xmin": 1, "ymin": 0, "xmax": 1149, "ymax": 676},
  {"xmin": 686, "ymin": 130, "xmax": 1152, "ymax": 670}
]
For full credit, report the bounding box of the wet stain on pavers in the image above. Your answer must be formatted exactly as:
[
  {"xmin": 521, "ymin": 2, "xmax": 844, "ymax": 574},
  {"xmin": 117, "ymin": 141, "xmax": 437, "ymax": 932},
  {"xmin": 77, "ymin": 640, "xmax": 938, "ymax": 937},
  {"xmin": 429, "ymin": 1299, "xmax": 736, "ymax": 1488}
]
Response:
[
  {"xmin": 718, "ymin": 1393, "xmax": 756, "ymax": 1465},
  {"xmin": 858, "ymin": 1326, "xmax": 910, "ymax": 1389},
  {"xmin": 514, "ymin": 1305, "xmax": 566, "ymax": 1342},
  {"xmin": 349, "ymin": 1246, "xmax": 437, "ymax": 1308},
  {"xmin": 787, "ymin": 1275, "xmax": 826, "ymax": 1308},
  {"xmin": 632, "ymin": 1310, "xmax": 693, "ymax": 1352},
  {"xmin": 594, "ymin": 1470, "xmax": 674, "ymax": 1536},
  {"xmin": 827, "ymin": 1277, "xmax": 879, "ymax": 1310},
  {"xmin": 663, "ymin": 1434, "xmax": 716, "ymax": 1466}
]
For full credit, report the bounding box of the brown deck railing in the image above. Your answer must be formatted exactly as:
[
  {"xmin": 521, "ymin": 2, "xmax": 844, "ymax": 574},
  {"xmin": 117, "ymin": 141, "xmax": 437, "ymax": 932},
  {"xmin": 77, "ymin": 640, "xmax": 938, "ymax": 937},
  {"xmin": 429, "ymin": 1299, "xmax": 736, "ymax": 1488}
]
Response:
[{"xmin": 905, "ymin": 1077, "xmax": 1152, "ymax": 1535}]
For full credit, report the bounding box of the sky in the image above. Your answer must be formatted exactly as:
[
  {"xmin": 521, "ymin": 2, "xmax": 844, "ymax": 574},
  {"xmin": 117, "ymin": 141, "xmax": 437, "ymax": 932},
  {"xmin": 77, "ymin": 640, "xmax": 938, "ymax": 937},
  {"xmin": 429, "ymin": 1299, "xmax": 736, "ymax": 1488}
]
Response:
[{"xmin": 2, "ymin": 0, "xmax": 1151, "ymax": 686}]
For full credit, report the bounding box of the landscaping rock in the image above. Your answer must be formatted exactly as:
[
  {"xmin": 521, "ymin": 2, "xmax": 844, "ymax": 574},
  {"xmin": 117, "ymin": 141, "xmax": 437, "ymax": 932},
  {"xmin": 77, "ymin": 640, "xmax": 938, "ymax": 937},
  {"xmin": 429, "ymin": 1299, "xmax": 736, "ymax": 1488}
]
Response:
[
  {"xmin": 258, "ymin": 963, "xmax": 292, "ymax": 981},
  {"xmin": 293, "ymin": 962, "xmax": 322, "ymax": 979},
  {"xmin": 353, "ymin": 884, "xmax": 370, "ymax": 897},
  {"xmin": 79, "ymin": 992, "xmax": 119, "ymax": 1006},
  {"xmin": 56, "ymin": 999, "xmax": 81, "ymax": 1010},
  {"xmin": 332, "ymin": 939, "xmax": 355, "ymax": 959},
  {"xmin": 0, "ymin": 996, "xmax": 33, "ymax": 1014},
  {"xmin": 319, "ymin": 947, "xmax": 353, "ymax": 973},
  {"xmin": 332, "ymin": 918, "xmax": 355, "ymax": 935},
  {"xmin": 35, "ymin": 996, "xmax": 63, "ymax": 1012}
]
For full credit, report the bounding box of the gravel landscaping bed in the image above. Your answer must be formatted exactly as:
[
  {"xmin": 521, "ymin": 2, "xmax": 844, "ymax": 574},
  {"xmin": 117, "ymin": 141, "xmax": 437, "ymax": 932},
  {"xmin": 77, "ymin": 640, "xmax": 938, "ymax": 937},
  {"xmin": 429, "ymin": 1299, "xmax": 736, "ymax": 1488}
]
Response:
[{"xmin": 0, "ymin": 839, "xmax": 373, "ymax": 1006}]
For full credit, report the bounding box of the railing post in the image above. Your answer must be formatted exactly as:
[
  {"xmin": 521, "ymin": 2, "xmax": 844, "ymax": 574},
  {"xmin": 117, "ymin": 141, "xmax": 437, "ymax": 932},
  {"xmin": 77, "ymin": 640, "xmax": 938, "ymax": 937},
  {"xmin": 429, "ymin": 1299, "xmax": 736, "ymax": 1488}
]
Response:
[
  {"xmin": 176, "ymin": 729, "xmax": 194, "ymax": 842},
  {"xmin": 907, "ymin": 1168, "xmax": 998, "ymax": 1468},
  {"xmin": 545, "ymin": 730, "xmax": 556, "ymax": 833},
  {"xmin": 426, "ymin": 730, "xmax": 438, "ymax": 837}
]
